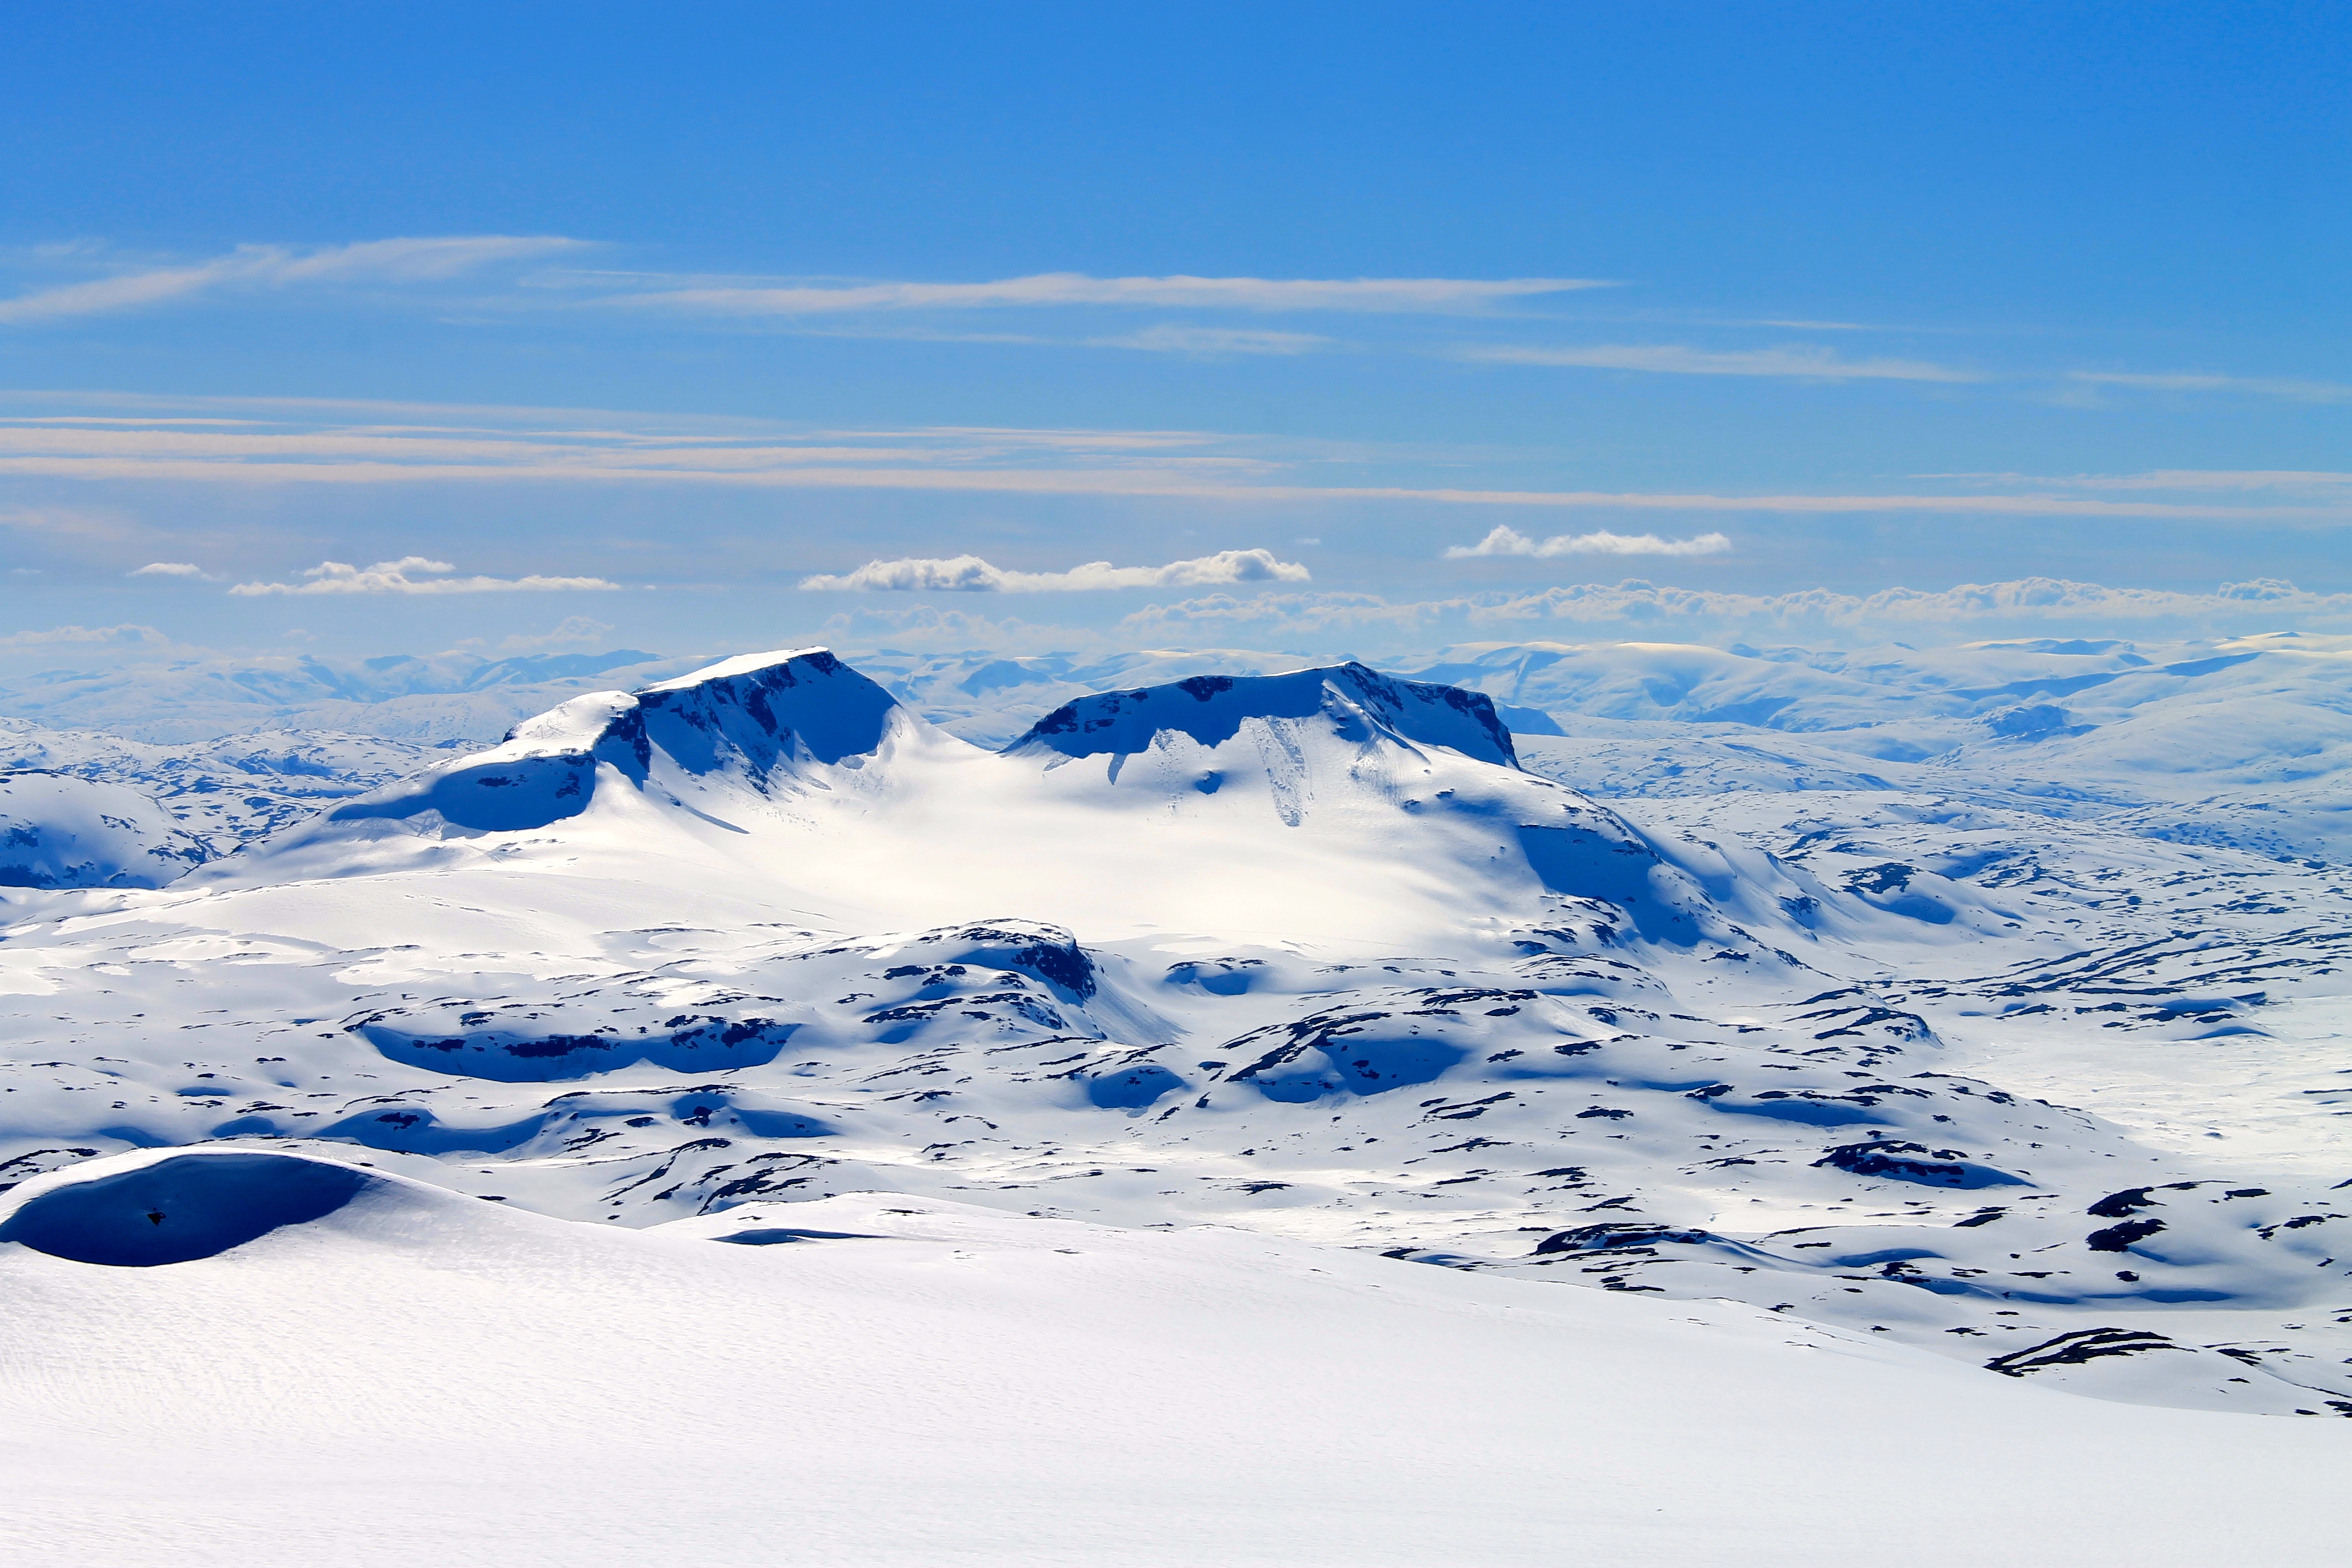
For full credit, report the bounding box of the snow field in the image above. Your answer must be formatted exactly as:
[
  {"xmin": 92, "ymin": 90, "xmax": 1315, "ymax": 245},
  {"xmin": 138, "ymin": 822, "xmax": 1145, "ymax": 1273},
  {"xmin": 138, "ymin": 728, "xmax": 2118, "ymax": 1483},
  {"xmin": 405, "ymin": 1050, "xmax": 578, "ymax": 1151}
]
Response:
[{"xmin": 2, "ymin": 1147, "xmax": 2345, "ymax": 1568}]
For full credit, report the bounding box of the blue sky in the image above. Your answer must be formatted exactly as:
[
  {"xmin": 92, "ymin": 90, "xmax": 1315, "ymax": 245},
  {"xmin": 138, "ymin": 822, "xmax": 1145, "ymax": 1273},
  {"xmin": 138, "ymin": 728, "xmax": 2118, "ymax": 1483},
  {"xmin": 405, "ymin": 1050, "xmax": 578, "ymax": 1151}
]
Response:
[{"xmin": 3, "ymin": 3, "xmax": 2346, "ymax": 663}]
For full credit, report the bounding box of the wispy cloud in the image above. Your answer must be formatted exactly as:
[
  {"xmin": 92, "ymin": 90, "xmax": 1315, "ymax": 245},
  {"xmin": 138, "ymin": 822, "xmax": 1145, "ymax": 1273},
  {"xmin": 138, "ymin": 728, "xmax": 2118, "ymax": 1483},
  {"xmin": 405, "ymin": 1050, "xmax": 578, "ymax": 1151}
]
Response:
[
  {"xmin": 2064, "ymin": 371, "xmax": 2352, "ymax": 404},
  {"xmin": 129, "ymin": 560, "xmax": 212, "ymax": 579},
  {"xmin": 613, "ymin": 271, "xmax": 1610, "ymax": 316},
  {"xmin": 1736, "ymin": 318, "xmax": 1874, "ymax": 331},
  {"xmin": 0, "ymin": 622, "xmax": 169, "ymax": 649},
  {"xmin": 1087, "ymin": 325, "xmax": 1330, "ymax": 355},
  {"xmin": 227, "ymin": 557, "xmax": 622, "ymax": 596},
  {"xmin": 800, "ymin": 548, "xmax": 1311, "ymax": 593},
  {"xmin": 1923, "ymin": 469, "xmax": 2352, "ymax": 494},
  {"xmin": 0, "ymin": 502, "xmax": 137, "ymax": 540},
  {"xmin": 1445, "ymin": 525, "xmax": 1733, "ymax": 558},
  {"xmin": 2, "ymin": 402, "xmax": 2343, "ymax": 522},
  {"xmin": 1463, "ymin": 344, "xmax": 1979, "ymax": 382},
  {"xmin": 0, "ymin": 237, "xmax": 587, "ymax": 324}
]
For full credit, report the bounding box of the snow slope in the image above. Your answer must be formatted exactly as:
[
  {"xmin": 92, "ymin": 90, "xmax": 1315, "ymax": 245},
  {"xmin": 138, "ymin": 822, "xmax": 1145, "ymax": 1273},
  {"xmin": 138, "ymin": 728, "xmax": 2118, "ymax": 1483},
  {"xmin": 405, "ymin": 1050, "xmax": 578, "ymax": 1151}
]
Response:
[
  {"xmin": 0, "ymin": 771, "xmax": 209, "ymax": 888},
  {"xmin": 1, "ymin": 1146, "xmax": 2344, "ymax": 1568}
]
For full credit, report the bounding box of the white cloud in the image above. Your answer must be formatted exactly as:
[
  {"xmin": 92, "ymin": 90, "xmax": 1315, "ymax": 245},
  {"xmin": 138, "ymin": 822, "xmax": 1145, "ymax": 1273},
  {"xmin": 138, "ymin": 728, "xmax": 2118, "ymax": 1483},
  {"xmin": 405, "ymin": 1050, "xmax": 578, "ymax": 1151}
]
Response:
[
  {"xmin": 0, "ymin": 237, "xmax": 587, "ymax": 324},
  {"xmin": 0, "ymin": 623, "xmax": 168, "ymax": 649},
  {"xmin": 2213, "ymin": 578, "xmax": 2304, "ymax": 602},
  {"xmin": 227, "ymin": 557, "xmax": 623, "ymax": 596},
  {"xmin": 1446, "ymin": 525, "xmax": 1734, "ymax": 559},
  {"xmin": 1464, "ymin": 344, "xmax": 1979, "ymax": 382},
  {"xmin": 130, "ymin": 560, "xmax": 209, "ymax": 578},
  {"xmin": 617, "ymin": 272, "xmax": 1610, "ymax": 316},
  {"xmin": 2066, "ymin": 371, "xmax": 2352, "ymax": 404},
  {"xmin": 799, "ymin": 548, "xmax": 1312, "ymax": 593}
]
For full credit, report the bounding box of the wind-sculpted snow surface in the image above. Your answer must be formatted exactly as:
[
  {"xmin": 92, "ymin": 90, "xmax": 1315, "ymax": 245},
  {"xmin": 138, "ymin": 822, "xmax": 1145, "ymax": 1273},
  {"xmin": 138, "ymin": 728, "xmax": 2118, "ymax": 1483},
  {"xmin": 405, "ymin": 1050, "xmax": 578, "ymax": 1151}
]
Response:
[
  {"xmin": 3, "ymin": 644, "xmax": 2352, "ymax": 1447},
  {"xmin": 6, "ymin": 1154, "xmax": 2346, "ymax": 1568}
]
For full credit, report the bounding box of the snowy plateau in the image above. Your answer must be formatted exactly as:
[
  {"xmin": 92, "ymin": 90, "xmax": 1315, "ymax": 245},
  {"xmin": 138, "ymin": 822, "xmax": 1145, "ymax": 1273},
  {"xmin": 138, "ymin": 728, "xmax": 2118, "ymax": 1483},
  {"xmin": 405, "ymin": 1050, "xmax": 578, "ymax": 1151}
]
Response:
[{"xmin": 3, "ymin": 635, "xmax": 2350, "ymax": 1566}]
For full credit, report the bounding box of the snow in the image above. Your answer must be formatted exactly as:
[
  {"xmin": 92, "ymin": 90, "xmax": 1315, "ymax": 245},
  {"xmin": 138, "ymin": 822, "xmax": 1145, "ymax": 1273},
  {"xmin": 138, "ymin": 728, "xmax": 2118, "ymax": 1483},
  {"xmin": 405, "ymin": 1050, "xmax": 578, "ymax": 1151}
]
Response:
[
  {"xmin": 639, "ymin": 644, "xmax": 836, "ymax": 690},
  {"xmin": 3, "ymin": 636, "xmax": 2351, "ymax": 1560},
  {"xmin": 1007, "ymin": 662, "xmax": 1520, "ymax": 769},
  {"xmin": 2, "ymin": 1147, "xmax": 2345, "ymax": 1568},
  {"xmin": 210, "ymin": 650, "xmax": 1653, "ymax": 946},
  {"xmin": 0, "ymin": 770, "xmax": 208, "ymax": 888},
  {"xmin": 0, "ymin": 718, "xmax": 466, "ymax": 859}
]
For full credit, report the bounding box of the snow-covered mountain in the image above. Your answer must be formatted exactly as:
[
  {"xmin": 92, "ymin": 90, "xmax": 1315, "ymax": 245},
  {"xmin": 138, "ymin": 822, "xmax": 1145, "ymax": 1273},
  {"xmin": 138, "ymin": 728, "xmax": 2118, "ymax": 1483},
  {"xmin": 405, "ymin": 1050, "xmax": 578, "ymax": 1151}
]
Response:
[
  {"xmin": 228, "ymin": 649, "xmax": 1687, "ymax": 947},
  {"xmin": 3, "ymin": 641, "xmax": 2350, "ymax": 1479}
]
